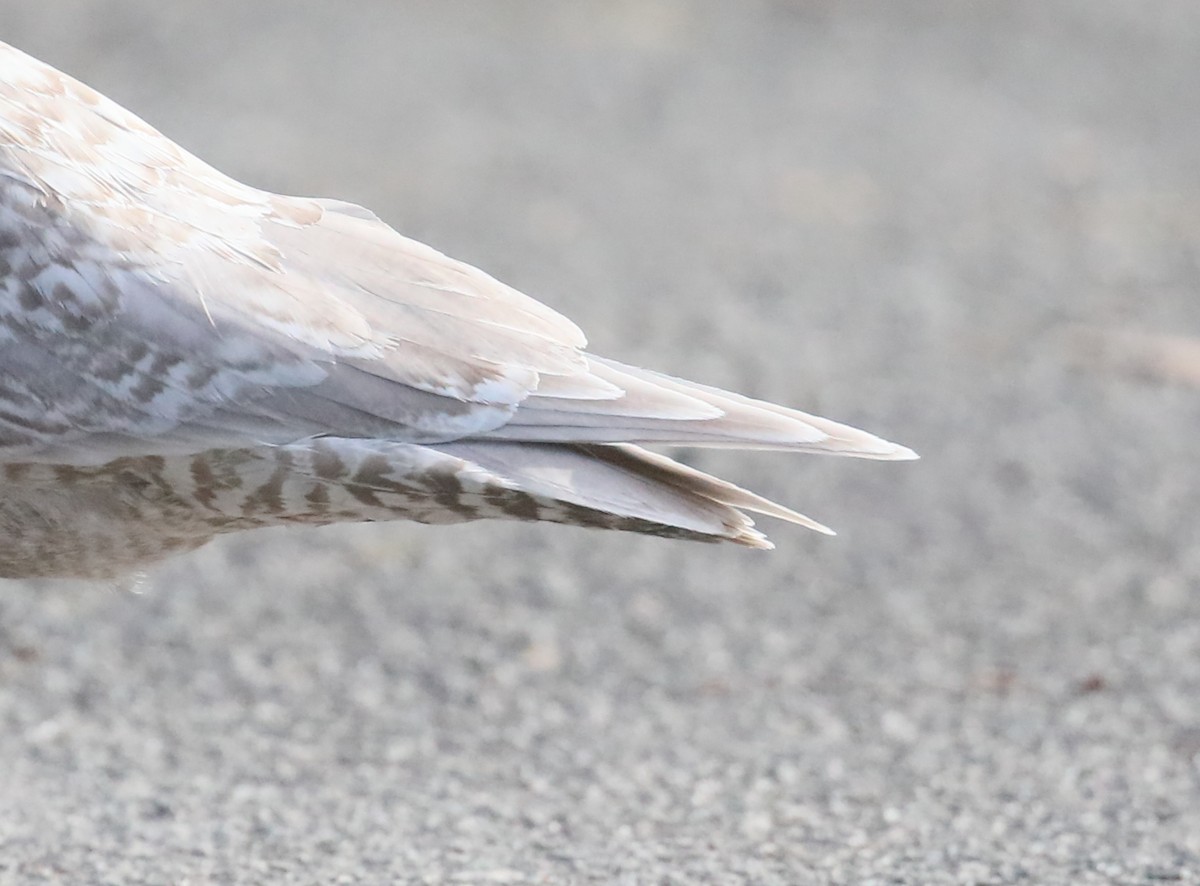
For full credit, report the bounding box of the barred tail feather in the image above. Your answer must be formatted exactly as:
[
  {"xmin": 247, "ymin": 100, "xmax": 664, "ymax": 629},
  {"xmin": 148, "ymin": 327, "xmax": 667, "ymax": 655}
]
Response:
[{"xmin": 432, "ymin": 440, "xmax": 833, "ymax": 547}]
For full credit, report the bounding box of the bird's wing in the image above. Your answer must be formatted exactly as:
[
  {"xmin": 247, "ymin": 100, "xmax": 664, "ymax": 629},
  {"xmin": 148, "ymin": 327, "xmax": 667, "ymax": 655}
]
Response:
[
  {"xmin": 0, "ymin": 40, "xmax": 605, "ymax": 463},
  {"xmin": 0, "ymin": 40, "xmax": 914, "ymax": 467}
]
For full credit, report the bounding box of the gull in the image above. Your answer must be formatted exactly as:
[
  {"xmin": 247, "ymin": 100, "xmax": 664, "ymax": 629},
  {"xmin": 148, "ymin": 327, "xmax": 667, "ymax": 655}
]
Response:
[{"xmin": 0, "ymin": 41, "xmax": 915, "ymax": 580}]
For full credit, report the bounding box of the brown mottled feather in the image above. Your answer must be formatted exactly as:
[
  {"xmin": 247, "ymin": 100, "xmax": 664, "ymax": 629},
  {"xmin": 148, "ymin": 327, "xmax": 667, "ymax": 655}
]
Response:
[{"xmin": 0, "ymin": 41, "xmax": 914, "ymax": 579}]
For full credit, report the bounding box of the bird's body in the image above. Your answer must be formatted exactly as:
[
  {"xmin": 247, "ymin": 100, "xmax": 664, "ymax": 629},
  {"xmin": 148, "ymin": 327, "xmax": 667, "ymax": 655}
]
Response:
[{"xmin": 0, "ymin": 41, "xmax": 913, "ymax": 579}]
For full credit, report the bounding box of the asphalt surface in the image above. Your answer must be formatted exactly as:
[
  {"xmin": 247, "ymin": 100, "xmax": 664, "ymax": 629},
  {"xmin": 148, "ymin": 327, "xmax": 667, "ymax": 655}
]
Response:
[{"xmin": 2, "ymin": 3, "xmax": 1200, "ymax": 884}]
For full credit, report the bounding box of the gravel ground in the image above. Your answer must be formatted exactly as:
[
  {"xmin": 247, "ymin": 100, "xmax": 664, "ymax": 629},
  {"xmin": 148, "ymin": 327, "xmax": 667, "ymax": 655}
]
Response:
[{"xmin": 2, "ymin": 3, "xmax": 1200, "ymax": 884}]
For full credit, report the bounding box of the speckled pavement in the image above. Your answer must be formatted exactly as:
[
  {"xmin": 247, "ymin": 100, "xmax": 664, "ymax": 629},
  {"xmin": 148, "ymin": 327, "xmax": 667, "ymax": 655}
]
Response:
[{"xmin": 1, "ymin": 3, "xmax": 1198, "ymax": 883}]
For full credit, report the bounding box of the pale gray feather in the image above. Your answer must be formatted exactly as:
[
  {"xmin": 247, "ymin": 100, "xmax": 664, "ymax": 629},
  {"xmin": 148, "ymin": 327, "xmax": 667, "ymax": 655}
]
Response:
[{"xmin": 0, "ymin": 41, "xmax": 915, "ymax": 579}]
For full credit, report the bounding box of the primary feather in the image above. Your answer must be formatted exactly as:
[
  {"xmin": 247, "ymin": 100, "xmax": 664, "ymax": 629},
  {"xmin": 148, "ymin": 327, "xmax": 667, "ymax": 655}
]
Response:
[{"xmin": 0, "ymin": 41, "xmax": 915, "ymax": 579}]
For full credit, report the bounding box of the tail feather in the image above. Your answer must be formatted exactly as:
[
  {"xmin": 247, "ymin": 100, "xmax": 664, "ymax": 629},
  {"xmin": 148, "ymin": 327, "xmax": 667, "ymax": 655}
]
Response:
[
  {"xmin": 158, "ymin": 358, "xmax": 916, "ymax": 548},
  {"xmin": 431, "ymin": 440, "xmax": 832, "ymax": 547},
  {"xmin": 575, "ymin": 444, "xmax": 835, "ymax": 535}
]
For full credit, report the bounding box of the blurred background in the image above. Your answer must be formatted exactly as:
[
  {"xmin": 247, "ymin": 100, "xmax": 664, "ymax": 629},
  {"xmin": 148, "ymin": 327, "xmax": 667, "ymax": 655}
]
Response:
[{"xmin": 2, "ymin": 2, "xmax": 1199, "ymax": 883}]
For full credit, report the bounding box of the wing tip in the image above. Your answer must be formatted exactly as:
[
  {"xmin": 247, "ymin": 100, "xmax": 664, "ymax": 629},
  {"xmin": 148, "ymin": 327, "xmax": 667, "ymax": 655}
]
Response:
[
  {"xmin": 881, "ymin": 442, "xmax": 920, "ymax": 461},
  {"xmin": 826, "ymin": 432, "xmax": 919, "ymax": 461}
]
